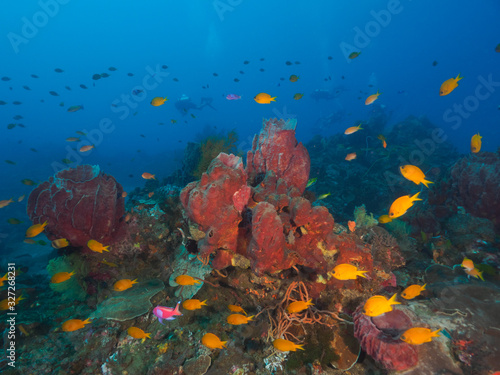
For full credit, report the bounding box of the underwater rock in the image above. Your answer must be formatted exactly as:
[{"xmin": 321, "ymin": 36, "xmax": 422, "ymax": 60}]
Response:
[
  {"xmin": 27, "ymin": 165, "xmax": 127, "ymax": 249},
  {"xmin": 89, "ymin": 279, "xmax": 164, "ymax": 321},
  {"xmin": 246, "ymin": 118, "xmax": 310, "ymax": 195},
  {"xmin": 182, "ymin": 355, "xmax": 211, "ymax": 375},
  {"xmin": 353, "ymin": 306, "xmax": 418, "ymax": 371},
  {"xmin": 447, "ymin": 152, "xmax": 500, "ymax": 227},
  {"xmin": 180, "ymin": 153, "xmax": 248, "ymax": 265}
]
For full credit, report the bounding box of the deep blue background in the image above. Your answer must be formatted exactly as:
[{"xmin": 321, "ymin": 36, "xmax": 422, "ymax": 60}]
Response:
[{"xmin": 1, "ymin": 0, "xmax": 499, "ymax": 251}]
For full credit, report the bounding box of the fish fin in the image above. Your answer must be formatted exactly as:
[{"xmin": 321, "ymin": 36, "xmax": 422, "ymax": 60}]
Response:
[
  {"xmin": 200, "ymin": 300, "xmax": 207, "ymax": 306},
  {"xmin": 296, "ymin": 344, "xmax": 305, "ymax": 351},
  {"xmin": 69, "ymin": 270, "xmax": 75, "ymax": 277},
  {"xmin": 247, "ymin": 315, "xmax": 255, "ymax": 321},
  {"xmin": 388, "ymin": 293, "xmax": 401, "ymax": 305},
  {"xmin": 131, "ymin": 279, "xmax": 138, "ymax": 284},
  {"xmin": 174, "ymin": 301, "xmax": 182, "ymax": 313},
  {"xmin": 306, "ymin": 299, "xmax": 313, "ymax": 306},
  {"xmin": 221, "ymin": 340, "xmax": 227, "ymax": 348},
  {"xmin": 421, "ymin": 179, "xmax": 433, "ymax": 187},
  {"xmin": 146, "ymin": 333, "xmax": 151, "ymax": 339},
  {"xmin": 141, "ymin": 338, "xmax": 146, "ymax": 344},
  {"xmin": 271, "ymin": 97, "xmax": 276, "ymax": 101},
  {"xmin": 82, "ymin": 318, "xmax": 92, "ymax": 325},
  {"xmin": 421, "ymin": 283, "xmax": 427, "ymax": 291},
  {"xmin": 194, "ymin": 279, "xmax": 202, "ymax": 284},
  {"xmin": 456, "ymin": 73, "xmax": 463, "ymax": 81},
  {"xmin": 158, "ymin": 318, "xmax": 164, "ymax": 324},
  {"xmin": 103, "ymin": 246, "xmax": 110, "ymax": 252},
  {"xmin": 478, "ymin": 270, "xmax": 485, "ymax": 281}
]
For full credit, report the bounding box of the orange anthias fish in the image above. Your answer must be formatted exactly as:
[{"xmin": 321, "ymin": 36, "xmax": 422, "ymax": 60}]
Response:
[
  {"xmin": 465, "ymin": 267, "xmax": 484, "ymax": 281},
  {"xmin": 439, "ymin": 74, "xmax": 463, "ymax": 96},
  {"xmin": 400, "ymin": 327, "xmax": 441, "ymax": 345},
  {"xmin": 345, "ymin": 152, "xmax": 357, "ymax": 161},
  {"xmin": 226, "ymin": 314, "xmax": 254, "ymax": 325},
  {"xmin": 399, "ymin": 165, "xmax": 433, "ymax": 187},
  {"xmin": 182, "ymin": 299, "xmax": 207, "ymax": 311},
  {"xmin": 273, "ymin": 338, "xmax": 304, "ymax": 352},
  {"xmin": 363, "ymin": 294, "xmax": 400, "ymax": 317},
  {"xmin": 0, "ymin": 273, "xmax": 8, "ymax": 287},
  {"xmin": 401, "ymin": 284, "xmax": 426, "ymax": 300},
  {"xmin": 113, "ymin": 279, "xmax": 137, "ymax": 291},
  {"xmin": 461, "ymin": 257, "xmax": 474, "ymax": 271},
  {"xmin": 0, "ymin": 198, "xmax": 14, "ymax": 208},
  {"xmin": 329, "ymin": 264, "xmax": 367, "ymax": 280},
  {"xmin": 286, "ymin": 299, "xmax": 313, "ymax": 314},
  {"xmin": 344, "ymin": 124, "xmax": 363, "ymax": 135},
  {"xmin": 0, "ymin": 295, "xmax": 25, "ymax": 310},
  {"xmin": 377, "ymin": 134, "xmax": 387, "ymax": 148},
  {"xmin": 254, "ymin": 93, "xmax": 276, "ymax": 104},
  {"xmin": 51, "ymin": 271, "xmax": 75, "ymax": 284},
  {"xmin": 151, "ymin": 97, "xmax": 168, "ymax": 106},
  {"xmin": 174, "ymin": 275, "xmax": 201, "ymax": 286},
  {"xmin": 365, "ymin": 91, "xmax": 381, "ymax": 105},
  {"xmin": 201, "ymin": 333, "xmax": 226, "ymax": 349},
  {"xmin": 228, "ymin": 304, "xmax": 247, "ymax": 315},
  {"xmin": 471, "ymin": 133, "xmax": 482, "ymax": 153},
  {"xmin": 79, "ymin": 145, "xmax": 95, "ymax": 152},
  {"xmin": 389, "ymin": 192, "xmax": 421, "ymax": 219},
  {"xmin": 87, "ymin": 239, "xmax": 109, "ymax": 253},
  {"xmin": 142, "ymin": 172, "xmax": 155, "ymax": 180},
  {"xmin": 62, "ymin": 318, "xmax": 91, "ymax": 332},
  {"xmin": 25, "ymin": 221, "xmax": 48, "ymax": 238},
  {"xmin": 347, "ymin": 220, "xmax": 356, "ymax": 232},
  {"xmin": 127, "ymin": 327, "xmax": 151, "ymax": 343}
]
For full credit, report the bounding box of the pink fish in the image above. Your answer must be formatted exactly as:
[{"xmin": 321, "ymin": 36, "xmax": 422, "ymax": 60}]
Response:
[
  {"xmin": 153, "ymin": 302, "xmax": 182, "ymax": 324},
  {"xmin": 226, "ymin": 94, "xmax": 241, "ymax": 100}
]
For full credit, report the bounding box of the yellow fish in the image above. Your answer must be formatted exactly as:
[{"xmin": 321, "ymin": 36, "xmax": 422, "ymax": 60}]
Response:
[
  {"xmin": 344, "ymin": 123, "xmax": 362, "ymax": 135},
  {"xmin": 151, "ymin": 97, "xmax": 168, "ymax": 106},
  {"xmin": 378, "ymin": 214, "xmax": 392, "ymax": 224},
  {"xmin": 401, "ymin": 327, "xmax": 441, "ymax": 345},
  {"xmin": 0, "ymin": 198, "xmax": 14, "ymax": 208},
  {"xmin": 0, "ymin": 295, "xmax": 25, "ymax": 310},
  {"xmin": 365, "ymin": 91, "xmax": 381, "ymax": 105},
  {"xmin": 461, "ymin": 257, "xmax": 474, "ymax": 271},
  {"xmin": 389, "ymin": 192, "xmax": 421, "ymax": 219},
  {"xmin": 182, "ymin": 299, "xmax": 207, "ymax": 311},
  {"xmin": 228, "ymin": 304, "xmax": 247, "ymax": 315},
  {"xmin": 399, "ymin": 165, "xmax": 433, "ymax": 187},
  {"xmin": 87, "ymin": 239, "xmax": 109, "ymax": 253},
  {"xmin": 51, "ymin": 238, "xmax": 69, "ymax": 249},
  {"xmin": 316, "ymin": 192, "xmax": 331, "ymax": 200},
  {"xmin": 0, "ymin": 273, "xmax": 8, "ymax": 287},
  {"xmin": 293, "ymin": 93, "xmax": 304, "ymax": 100},
  {"xmin": 62, "ymin": 318, "xmax": 91, "ymax": 332},
  {"xmin": 329, "ymin": 264, "xmax": 367, "ymax": 280},
  {"xmin": 363, "ymin": 294, "xmax": 400, "ymax": 317},
  {"xmin": 439, "ymin": 74, "xmax": 462, "ymax": 96},
  {"xmin": 226, "ymin": 314, "xmax": 254, "ymax": 325},
  {"xmin": 465, "ymin": 267, "xmax": 484, "ymax": 281},
  {"xmin": 113, "ymin": 279, "xmax": 137, "ymax": 291},
  {"xmin": 286, "ymin": 299, "xmax": 313, "ymax": 314},
  {"xmin": 273, "ymin": 338, "xmax": 304, "ymax": 352},
  {"xmin": 25, "ymin": 221, "xmax": 48, "ymax": 238},
  {"xmin": 289, "ymin": 75, "xmax": 299, "ymax": 82},
  {"xmin": 51, "ymin": 271, "xmax": 74, "ymax": 284},
  {"xmin": 401, "ymin": 284, "xmax": 426, "ymax": 300},
  {"xmin": 378, "ymin": 134, "xmax": 387, "ymax": 148},
  {"xmin": 471, "ymin": 133, "xmax": 482, "ymax": 153},
  {"xmin": 201, "ymin": 333, "xmax": 226, "ymax": 349},
  {"xmin": 254, "ymin": 93, "xmax": 276, "ymax": 104},
  {"xmin": 127, "ymin": 327, "xmax": 151, "ymax": 343},
  {"xmin": 174, "ymin": 275, "xmax": 200, "ymax": 286}
]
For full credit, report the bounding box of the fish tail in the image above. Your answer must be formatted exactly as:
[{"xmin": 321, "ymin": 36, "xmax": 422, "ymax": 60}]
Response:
[
  {"xmin": 146, "ymin": 333, "xmax": 151, "ymax": 339},
  {"xmin": 421, "ymin": 283, "xmax": 427, "ymax": 291},
  {"xmin": 421, "ymin": 179, "xmax": 433, "ymax": 187},
  {"xmin": 296, "ymin": 344, "xmax": 305, "ymax": 351},
  {"xmin": 306, "ymin": 299, "xmax": 313, "ymax": 306},
  {"xmin": 456, "ymin": 73, "xmax": 463, "ymax": 81},
  {"xmin": 357, "ymin": 271, "xmax": 368, "ymax": 278},
  {"xmin": 221, "ymin": 341, "xmax": 227, "ymax": 348},
  {"xmin": 411, "ymin": 192, "xmax": 422, "ymax": 201},
  {"xmin": 69, "ymin": 270, "xmax": 75, "ymax": 277},
  {"xmin": 247, "ymin": 315, "xmax": 255, "ymax": 321},
  {"xmin": 478, "ymin": 270, "xmax": 485, "ymax": 281},
  {"xmin": 83, "ymin": 318, "xmax": 92, "ymax": 325},
  {"xmin": 132, "ymin": 279, "xmax": 138, "ymax": 284},
  {"xmin": 271, "ymin": 97, "xmax": 276, "ymax": 101},
  {"xmin": 103, "ymin": 246, "xmax": 110, "ymax": 252},
  {"xmin": 431, "ymin": 328, "xmax": 442, "ymax": 337},
  {"xmin": 388, "ymin": 293, "xmax": 401, "ymax": 305},
  {"xmin": 200, "ymin": 300, "xmax": 207, "ymax": 306}
]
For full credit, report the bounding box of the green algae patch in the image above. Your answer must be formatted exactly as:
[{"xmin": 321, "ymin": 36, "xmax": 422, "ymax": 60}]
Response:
[{"xmin": 90, "ymin": 279, "xmax": 164, "ymax": 321}]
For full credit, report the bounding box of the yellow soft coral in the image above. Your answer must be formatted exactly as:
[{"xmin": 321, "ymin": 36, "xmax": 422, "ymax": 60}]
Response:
[{"xmin": 193, "ymin": 130, "xmax": 239, "ymax": 178}]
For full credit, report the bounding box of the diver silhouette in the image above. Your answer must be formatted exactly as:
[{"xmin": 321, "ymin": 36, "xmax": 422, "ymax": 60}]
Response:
[{"xmin": 174, "ymin": 95, "xmax": 216, "ymax": 115}]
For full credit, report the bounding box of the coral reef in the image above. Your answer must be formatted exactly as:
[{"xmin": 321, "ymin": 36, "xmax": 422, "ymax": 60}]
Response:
[
  {"xmin": 27, "ymin": 165, "xmax": 128, "ymax": 250},
  {"xmin": 193, "ymin": 129, "xmax": 239, "ymax": 179}
]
